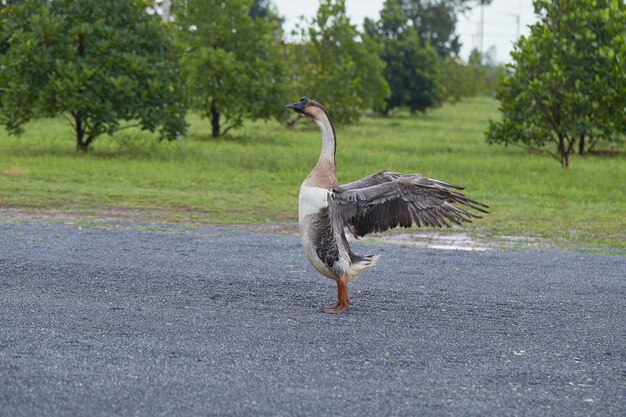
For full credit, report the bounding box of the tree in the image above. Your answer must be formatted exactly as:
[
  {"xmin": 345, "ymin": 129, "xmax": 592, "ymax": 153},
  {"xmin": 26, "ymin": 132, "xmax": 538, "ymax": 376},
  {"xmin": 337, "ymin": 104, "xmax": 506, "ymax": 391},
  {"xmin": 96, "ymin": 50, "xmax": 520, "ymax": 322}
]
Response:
[
  {"xmin": 436, "ymin": 48, "xmax": 503, "ymax": 104},
  {"xmin": 438, "ymin": 56, "xmax": 473, "ymax": 103},
  {"xmin": 399, "ymin": 0, "xmax": 492, "ymax": 58},
  {"xmin": 176, "ymin": 0, "xmax": 285, "ymax": 137},
  {"xmin": 288, "ymin": 0, "xmax": 390, "ymax": 124},
  {"xmin": 364, "ymin": 0, "xmax": 442, "ymax": 114},
  {"xmin": 486, "ymin": 0, "xmax": 626, "ymax": 168},
  {"xmin": 479, "ymin": 47, "xmax": 506, "ymax": 95},
  {"xmin": 0, "ymin": 0, "xmax": 186, "ymax": 151},
  {"xmin": 465, "ymin": 49, "xmax": 488, "ymax": 94}
]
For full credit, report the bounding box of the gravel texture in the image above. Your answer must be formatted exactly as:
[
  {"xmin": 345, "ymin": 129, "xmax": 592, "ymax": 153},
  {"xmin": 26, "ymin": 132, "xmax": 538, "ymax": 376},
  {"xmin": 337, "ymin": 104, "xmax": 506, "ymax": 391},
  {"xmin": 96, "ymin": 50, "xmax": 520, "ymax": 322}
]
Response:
[{"xmin": 0, "ymin": 221, "xmax": 624, "ymax": 417}]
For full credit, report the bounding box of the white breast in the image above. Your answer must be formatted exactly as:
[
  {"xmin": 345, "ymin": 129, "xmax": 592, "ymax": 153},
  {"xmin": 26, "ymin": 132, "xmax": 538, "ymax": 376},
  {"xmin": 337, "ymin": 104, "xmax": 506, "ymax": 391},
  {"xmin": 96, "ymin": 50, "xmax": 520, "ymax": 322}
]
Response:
[
  {"xmin": 298, "ymin": 185, "xmax": 339, "ymax": 280},
  {"xmin": 299, "ymin": 185, "xmax": 329, "ymax": 220}
]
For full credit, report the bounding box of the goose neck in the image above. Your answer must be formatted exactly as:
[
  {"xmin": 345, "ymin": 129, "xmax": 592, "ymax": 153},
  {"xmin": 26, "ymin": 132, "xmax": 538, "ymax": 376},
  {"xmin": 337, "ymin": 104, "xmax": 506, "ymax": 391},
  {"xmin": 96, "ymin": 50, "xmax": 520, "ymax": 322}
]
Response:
[{"xmin": 314, "ymin": 115, "xmax": 336, "ymax": 163}]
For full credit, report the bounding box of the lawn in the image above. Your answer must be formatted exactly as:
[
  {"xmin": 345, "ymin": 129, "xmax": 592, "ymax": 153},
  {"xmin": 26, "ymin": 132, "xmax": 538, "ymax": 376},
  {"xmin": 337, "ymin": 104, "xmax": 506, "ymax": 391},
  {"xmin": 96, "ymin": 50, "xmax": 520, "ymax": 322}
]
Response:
[{"xmin": 0, "ymin": 96, "xmax": 624, "ymax": 249}]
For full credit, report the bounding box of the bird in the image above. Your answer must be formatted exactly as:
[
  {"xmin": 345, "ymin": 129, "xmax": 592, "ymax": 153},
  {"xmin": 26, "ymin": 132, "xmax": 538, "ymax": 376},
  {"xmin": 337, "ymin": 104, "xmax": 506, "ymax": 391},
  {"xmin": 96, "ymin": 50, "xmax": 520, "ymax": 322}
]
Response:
[{"xmin": 286, "ymin": 96, "xmax": 488, "ymax": 313}]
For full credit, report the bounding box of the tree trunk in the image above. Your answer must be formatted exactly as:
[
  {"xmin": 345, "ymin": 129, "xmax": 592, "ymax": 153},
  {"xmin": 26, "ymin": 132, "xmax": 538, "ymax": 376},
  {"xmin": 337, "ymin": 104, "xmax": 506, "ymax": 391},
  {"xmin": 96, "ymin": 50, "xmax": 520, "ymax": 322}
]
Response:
[
  {"xmin": 76, "ymin": 140, "xmax": 89, "ymax": 152},
  {"xmin": 75, "ymin": 112, "xmax": 87, "ymax": 152},
  {"xmin": 210, "ymin": 105, "xmax": 220, "ymax": 138},
  {"xmin": 75, "ymin": 37, "xmax": 89, "ymax": 152},
  {"xmin": 557, "ymin": 133, "xmax": 570, "ymax": 168},
  {"xmin": 587, "ymin": 136, "xmax": 597, "ymax": 153},
  {"xmin": 578, "ymin": 134, "xmax": 585, "ymax": 155},
  {"xmin": 73, "ymin": 112, "xmax": 93, "ymax": 152}
]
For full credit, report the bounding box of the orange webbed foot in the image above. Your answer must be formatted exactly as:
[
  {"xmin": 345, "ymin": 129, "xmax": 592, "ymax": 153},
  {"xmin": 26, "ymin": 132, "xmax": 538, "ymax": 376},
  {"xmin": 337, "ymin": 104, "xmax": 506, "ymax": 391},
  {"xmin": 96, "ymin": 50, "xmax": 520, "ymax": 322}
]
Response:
[{"xmin": 321, "ymin": 302, "xmax": 349, "ymax": 314}]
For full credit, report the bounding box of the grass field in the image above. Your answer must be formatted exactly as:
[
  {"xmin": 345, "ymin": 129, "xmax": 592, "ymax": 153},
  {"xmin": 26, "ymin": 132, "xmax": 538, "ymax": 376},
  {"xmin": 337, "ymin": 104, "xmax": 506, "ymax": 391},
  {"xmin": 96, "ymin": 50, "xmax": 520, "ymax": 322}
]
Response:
[{"xmin": 0, "ymin": 97, "xmax": 624, "ymax": 249}]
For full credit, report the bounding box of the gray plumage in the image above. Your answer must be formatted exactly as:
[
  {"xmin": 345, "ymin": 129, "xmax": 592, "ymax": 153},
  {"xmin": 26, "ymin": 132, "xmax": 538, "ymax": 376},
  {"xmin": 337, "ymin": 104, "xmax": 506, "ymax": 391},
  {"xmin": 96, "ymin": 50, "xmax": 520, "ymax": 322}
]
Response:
[{"xmin": 331, "ymin": 171, "xmax": 489, "ymax": 239}]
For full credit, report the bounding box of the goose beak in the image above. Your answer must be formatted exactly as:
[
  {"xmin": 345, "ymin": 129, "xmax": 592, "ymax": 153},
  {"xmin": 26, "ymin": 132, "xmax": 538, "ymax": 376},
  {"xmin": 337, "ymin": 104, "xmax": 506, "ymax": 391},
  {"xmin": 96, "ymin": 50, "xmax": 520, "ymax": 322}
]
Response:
[
  {"xmin": 286, "ymin": 97, "xmax": 310, "ymax": 113},
  {"xmin": 285, "ymin": 101, "xmax": 304, "ymax": 113}
]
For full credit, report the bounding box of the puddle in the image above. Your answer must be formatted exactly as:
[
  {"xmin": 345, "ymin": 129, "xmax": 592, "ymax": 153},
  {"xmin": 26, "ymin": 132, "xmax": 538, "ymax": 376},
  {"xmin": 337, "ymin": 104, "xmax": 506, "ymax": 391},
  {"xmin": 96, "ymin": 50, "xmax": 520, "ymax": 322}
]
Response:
[
  {"xmin": 353, "ymin": 232, "xmax": 548, "ymax": 251},
  {"xmin": 357, "ymin": 232, "xmax": 491, "ymax": 251}
]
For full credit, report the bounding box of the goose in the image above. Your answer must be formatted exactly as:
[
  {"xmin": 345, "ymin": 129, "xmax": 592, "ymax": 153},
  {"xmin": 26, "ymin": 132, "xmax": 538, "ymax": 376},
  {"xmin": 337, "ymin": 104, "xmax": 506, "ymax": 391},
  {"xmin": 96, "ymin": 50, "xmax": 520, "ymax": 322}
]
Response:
[{"xmin": 286, "ymin": 96, "xmax": 488, "ymax": 313}]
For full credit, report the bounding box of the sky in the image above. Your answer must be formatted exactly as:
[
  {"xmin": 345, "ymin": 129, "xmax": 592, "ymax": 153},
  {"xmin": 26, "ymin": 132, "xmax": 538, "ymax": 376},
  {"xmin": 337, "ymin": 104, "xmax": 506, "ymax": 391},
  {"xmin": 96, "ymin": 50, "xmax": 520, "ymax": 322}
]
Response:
[{"xmin": 272, "ymin": 0, "xmax": 539, "ymax": 63}]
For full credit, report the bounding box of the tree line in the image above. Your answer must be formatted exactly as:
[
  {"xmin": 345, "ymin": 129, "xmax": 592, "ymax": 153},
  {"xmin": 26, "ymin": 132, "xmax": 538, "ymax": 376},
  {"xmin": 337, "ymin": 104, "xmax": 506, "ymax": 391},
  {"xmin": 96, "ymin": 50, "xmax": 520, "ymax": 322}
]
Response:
[
  {"xmin": 0, "ymin": 0, "xmax": 499, "ymax": 151},
  {"xmin": 1, "ymin": 0, "xmax": 623, "ymax": 168}
]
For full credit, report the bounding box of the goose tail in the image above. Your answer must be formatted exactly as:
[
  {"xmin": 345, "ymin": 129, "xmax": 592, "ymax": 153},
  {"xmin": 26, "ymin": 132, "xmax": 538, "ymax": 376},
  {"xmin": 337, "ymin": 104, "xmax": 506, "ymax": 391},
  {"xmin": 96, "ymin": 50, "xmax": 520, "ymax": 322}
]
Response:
[{"xmin": 346, "ymin": 254, "xmax": 380, "ymax": 282}]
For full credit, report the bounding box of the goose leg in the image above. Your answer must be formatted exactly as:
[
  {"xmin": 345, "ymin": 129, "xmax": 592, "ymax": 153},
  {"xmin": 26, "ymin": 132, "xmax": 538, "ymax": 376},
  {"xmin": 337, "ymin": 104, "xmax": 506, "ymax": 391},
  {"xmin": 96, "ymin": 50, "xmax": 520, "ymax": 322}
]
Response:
[{"xmin": 322, "ymin": 277, "xmax": 350, "ymax": 313}]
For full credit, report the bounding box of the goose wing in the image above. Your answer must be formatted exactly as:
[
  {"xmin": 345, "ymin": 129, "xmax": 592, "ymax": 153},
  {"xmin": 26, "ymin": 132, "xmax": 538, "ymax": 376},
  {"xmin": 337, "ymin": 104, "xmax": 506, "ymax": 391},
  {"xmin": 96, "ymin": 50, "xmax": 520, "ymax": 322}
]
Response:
[{"xmin": 330, "ymin": 173, "xmax": 488, "ymax": 238}]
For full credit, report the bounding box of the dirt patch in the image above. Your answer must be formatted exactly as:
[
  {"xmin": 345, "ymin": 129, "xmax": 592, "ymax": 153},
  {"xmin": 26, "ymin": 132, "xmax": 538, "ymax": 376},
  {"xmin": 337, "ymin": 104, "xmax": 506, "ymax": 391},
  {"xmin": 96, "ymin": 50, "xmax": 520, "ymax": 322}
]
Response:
[
  {"xmin": 0, "ymin": 206, "xmax": 212, "ymax": 226},
  {"xmin": 0, "ymin": 206, "xmax": 546, "ymax": 250},
  {"xmin": 0, "ymin": 167, "xmax": 28, "ymax": 177}
]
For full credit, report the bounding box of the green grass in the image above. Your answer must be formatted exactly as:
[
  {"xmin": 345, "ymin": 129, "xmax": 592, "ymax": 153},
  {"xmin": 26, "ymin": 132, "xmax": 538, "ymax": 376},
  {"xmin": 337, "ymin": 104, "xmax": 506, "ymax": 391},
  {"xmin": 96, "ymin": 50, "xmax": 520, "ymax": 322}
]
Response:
[{"xmin": 0, "ymin": 97, "xmax": 624, "ymax": 249}]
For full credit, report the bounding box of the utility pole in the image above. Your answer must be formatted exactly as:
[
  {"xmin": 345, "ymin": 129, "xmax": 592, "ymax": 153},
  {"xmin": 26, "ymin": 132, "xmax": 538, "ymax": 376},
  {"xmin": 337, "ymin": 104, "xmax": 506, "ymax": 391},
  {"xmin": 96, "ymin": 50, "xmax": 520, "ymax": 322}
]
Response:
[
  {"xmin": 160, "ymin": 0, "xmax": 172, "ymax": 23},
  {"xmin": 509, "ymin": 13, "xmax": 520, "ymax": 38},
  {"xmin": 479, "ymin": 1, "xmax": 485, "ymax": 60}
]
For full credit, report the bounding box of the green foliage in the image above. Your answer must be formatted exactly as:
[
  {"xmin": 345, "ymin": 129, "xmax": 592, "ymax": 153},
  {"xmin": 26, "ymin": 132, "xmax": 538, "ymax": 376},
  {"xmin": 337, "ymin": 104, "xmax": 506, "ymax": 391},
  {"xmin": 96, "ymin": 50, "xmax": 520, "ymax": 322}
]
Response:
[
  {"xmin": 175, "ymin": 0, "xmax": 286, "ymax": 137},
  {"xmin": 249, "ymin": 0, "xmax": 279, "ymax": 19},
  {"xmin": 438, "ymin": 57, "xmax": 474, "ymax": 103},
  {"xmin": 399, "ymin": 0, "xmax": 492, "ymax": 58},
  {"xmin": 476, "ymin": 47, "xmax": 507, "ymax": 95},
  {"xmin": 365, "ymin": 0, "xmax": 442, "ymax": 113},
  {"xmin": 0, "ymin": 0, "xmax": 186, "ymax": 151},
  {"xmin": 436, "ymin": 49, "xmax": 504, "ymax": 103},
  {"xmin": 487, "ymin": 0, "xmax": 626, "ymax": 168},
  {"xmin": 288, "ymin": 0, "xmax": 390, "ymax": 124}
]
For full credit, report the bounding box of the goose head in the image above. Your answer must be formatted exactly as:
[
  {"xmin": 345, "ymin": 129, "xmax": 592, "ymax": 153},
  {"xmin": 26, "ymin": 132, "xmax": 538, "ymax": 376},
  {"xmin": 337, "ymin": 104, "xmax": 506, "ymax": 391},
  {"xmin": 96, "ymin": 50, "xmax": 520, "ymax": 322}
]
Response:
[
  {"xmin": 286, "ymin": 96, "xmax": 337, "ymax": 160},
  {"xmin": 286, "ymin": 96, "xmax": 327, "ymax": 121}
]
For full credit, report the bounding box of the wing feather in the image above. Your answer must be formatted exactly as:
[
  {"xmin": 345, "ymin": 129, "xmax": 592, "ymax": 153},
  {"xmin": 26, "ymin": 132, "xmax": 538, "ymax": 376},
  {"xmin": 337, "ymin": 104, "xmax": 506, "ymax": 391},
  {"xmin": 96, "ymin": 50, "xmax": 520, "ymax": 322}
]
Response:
[
  {"xmin": 338, "ymin": 170, "xmax": 403, "ymax": 191},
  {"xmin": 330, "ymin": 172, "xmax": 488, "ymax": 238}
]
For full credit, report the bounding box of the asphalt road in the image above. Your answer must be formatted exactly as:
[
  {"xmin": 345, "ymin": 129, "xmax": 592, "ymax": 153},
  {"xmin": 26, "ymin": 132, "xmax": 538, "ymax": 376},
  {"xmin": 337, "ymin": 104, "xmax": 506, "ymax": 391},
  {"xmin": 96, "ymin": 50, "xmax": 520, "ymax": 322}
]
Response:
[{"xmin": 0, "ymin": 222, "xmax": 624, "ymax": 417}]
